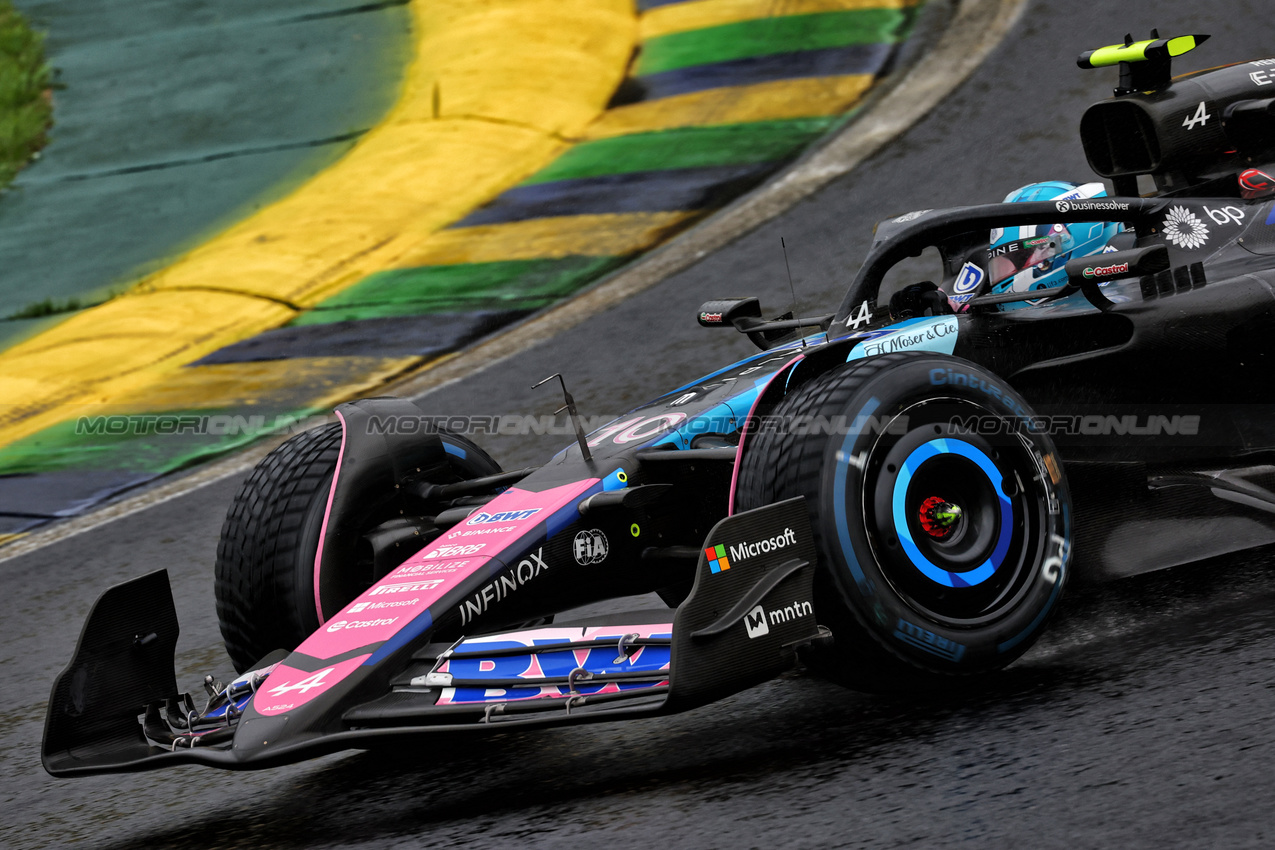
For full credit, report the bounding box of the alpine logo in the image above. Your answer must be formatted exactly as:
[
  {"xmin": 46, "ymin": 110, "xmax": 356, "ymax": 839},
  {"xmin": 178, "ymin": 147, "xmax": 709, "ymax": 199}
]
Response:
[
  {"xmin": 466, "ymin": 509, "xmax": 539, "ymax": 525},
  {"xmin": 727, "ymin": 527, "xmax": 798, "ymax": 563}
]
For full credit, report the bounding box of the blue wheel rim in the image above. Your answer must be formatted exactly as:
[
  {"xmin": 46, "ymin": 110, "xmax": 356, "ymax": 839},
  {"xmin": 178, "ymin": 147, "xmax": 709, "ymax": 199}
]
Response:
[{"xmin": 891, "ymin": 438, "xmax": 1014, "ymax": 587}]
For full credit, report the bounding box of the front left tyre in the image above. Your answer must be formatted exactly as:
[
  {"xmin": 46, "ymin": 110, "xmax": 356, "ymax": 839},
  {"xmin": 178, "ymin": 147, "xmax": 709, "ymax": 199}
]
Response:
[{"xmin": 214, "ymin": 422, "xmax": 500, "ymax": 673}]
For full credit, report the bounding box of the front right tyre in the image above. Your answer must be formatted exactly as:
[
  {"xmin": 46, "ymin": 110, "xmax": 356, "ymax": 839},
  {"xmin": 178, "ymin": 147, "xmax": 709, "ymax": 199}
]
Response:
[{"xmin": 736, "ymin": 352, "xmax": 1070, "ymax": 689}]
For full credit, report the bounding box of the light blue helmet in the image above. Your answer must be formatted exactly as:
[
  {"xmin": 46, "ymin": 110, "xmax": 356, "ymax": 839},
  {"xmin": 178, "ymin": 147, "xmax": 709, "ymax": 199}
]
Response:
[{"xmin": 986, "ymin": 181, "xmax": 1120, "ymax": 309}]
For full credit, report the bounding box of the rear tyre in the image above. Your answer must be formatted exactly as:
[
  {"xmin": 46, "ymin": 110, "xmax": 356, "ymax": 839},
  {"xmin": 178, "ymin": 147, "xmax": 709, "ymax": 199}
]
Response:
[
  {"xmin": 736, "ymin": 352, "xmax": 1070, "ymax": 690},
  {"xmin": 214, "ymin": 422, "xmax": 499, "ymax": 673}
]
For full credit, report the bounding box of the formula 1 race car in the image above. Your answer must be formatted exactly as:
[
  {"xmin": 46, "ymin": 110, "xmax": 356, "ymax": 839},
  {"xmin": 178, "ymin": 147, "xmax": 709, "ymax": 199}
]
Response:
[{"xmin": 44, "ymin": 33, "xmax": 1275, "ymax": 776}]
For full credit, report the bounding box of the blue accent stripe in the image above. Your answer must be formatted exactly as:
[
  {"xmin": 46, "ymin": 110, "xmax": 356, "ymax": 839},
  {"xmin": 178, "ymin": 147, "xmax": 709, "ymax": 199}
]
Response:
[
  {"xmin": 443, "ymin": 441, "xmax": 466, "ymax": 459},
  {"xmin": 602, "ymin": 468, "xmax": 628, "ymax": 491},
  {"xmin": 364, "ymin": 609, "xmax": 433, "ymax": 666},
  {"xmin": 833, "ymin": 397, "xmax": 879, "ymax": 593},
  {"xmin": 635, "ymin": 44, "xmax": 896, "ymax": 101},
  {"xmin": 653, "ymin": 399, "xmax": 742, "ymax": 449}
]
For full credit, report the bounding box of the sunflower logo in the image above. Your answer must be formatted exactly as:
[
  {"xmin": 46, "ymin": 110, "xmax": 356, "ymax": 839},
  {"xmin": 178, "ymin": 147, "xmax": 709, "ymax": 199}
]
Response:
[{"xmin": 1162, "ymin": 206, "xmax": 1210, "ymax": 250}]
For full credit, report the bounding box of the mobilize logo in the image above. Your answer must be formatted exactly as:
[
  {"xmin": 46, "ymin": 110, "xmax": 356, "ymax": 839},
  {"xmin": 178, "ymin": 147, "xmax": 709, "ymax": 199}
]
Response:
[
  {"xmin": 744, "ymin": 600, "xmax": 815, "ymax": 639},
  {"xmin": 459, "ymin": 549, "xmax": 549, "ymax": 625}
]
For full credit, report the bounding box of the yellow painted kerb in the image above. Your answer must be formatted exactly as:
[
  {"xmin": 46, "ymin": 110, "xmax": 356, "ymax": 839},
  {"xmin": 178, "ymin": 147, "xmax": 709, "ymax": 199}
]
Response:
[{"xmin": 0, "ymin": 0, "xmax": 636, "ymax": 448}]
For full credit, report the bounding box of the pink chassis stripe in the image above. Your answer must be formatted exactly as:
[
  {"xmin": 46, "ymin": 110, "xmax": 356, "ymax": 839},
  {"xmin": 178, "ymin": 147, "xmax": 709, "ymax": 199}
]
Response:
[
  {"xmin": 300, "ymin": 478, "xmax": 599, "ymax": 660},
  {"xmin": 256, "ymin": 478, "xmax": 601, "ymax": 716},
  {"xmin": 727, "ymin": 353, "xmax": 804, "ymax": 516},
  {"xmin": 313, "ymin": 408, "xmax": 349, "ymax": 624}
]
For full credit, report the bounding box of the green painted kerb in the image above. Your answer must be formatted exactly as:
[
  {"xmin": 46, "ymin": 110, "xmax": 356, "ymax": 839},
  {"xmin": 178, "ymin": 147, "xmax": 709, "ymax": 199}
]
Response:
[
  {"xmin": 294, "ymin": 256, "xmax": 632, "ymax": 324},
  {"xmin": 524, "ymin": 118, "xmax": 839, "ymax": 185},
  {"xmin": 636, "ymin": 9, "xmax": 913, "ymax": 76}
]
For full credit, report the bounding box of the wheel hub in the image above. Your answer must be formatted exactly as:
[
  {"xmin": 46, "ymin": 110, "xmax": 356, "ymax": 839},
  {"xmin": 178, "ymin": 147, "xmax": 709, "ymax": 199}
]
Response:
[{"xmin": 918, "ymin": 496, "xmax": 962, "ymax": 539}]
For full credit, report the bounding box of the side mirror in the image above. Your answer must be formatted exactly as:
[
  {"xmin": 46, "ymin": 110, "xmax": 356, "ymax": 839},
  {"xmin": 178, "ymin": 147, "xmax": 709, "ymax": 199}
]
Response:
[
  {"xmin": 697, "ymin": 298, "xmax": 762, "ymax": 328},
  {"xmin": 1064, "ymin": 244, "xmax": 1170, "ymax": 310},
  {"xmin": 1064, "ymin": 245, "xmax": 1169, "ymax": 287}
]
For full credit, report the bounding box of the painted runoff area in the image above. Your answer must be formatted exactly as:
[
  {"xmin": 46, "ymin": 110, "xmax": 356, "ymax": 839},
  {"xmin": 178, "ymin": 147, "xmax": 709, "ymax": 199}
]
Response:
[{"xmin": 0, "ymin": 0, "xmax": 924, "ymax": 543}]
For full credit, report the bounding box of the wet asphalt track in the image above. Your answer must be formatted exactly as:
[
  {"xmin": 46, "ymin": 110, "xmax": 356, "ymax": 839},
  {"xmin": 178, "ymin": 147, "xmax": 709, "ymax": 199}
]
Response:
[{"xmin": 6, "ymin": 1, "xmax": 1275, "ymax": 847}]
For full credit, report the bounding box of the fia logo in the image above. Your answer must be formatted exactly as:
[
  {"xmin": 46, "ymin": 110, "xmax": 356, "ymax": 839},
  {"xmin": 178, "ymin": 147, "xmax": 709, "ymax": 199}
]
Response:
[
  {"xmin": 745, "ymin": 604, "xmax": 770, "ymax": 640},
  {"xmin": 573, "ymin": 529, "xmax": 609, "ymax": 565}
]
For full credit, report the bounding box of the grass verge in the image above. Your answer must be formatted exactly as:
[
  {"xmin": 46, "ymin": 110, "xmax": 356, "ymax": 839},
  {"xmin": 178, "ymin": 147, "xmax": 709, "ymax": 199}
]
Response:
[{"xmin": 0, "ymin": 0, "xmax": 52, "ymax": 190}]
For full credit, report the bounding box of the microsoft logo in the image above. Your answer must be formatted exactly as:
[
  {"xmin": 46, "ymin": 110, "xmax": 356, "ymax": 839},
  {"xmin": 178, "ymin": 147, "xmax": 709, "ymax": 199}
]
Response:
[{"xmin": 705, "ymin": 544, "xmax": 731, "ymax": 574}]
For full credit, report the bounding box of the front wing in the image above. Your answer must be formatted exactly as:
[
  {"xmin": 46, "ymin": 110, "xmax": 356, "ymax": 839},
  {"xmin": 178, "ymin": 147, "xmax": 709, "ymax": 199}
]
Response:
[{"xmin": 44, "ymin": 499, "xmax": 823, "ymax": 776}]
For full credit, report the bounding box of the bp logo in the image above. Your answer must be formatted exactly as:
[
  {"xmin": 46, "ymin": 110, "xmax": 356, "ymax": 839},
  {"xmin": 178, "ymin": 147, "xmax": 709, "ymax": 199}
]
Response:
[{"xmin": 573, "ymin": 529, "xmax": 608, "ymax": 565}]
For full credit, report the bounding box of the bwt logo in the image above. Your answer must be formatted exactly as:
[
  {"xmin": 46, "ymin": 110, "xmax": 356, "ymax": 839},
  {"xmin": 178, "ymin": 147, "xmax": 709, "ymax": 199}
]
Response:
[
  {"xmin": 466, "ymin": 508, "xmax": 539, "ymax": 525},
  {"xmin": 744, "ymin": 599, "xmax": 814, "ymax": 639}
]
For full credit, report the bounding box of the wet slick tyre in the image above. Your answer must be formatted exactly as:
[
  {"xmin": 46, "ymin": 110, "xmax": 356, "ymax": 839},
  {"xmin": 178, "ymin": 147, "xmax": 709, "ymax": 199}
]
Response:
[
  {"xmin": 736, "ymin": 352, "xmax": 1070, "ymax": 690},
  {"xmin": 215, "ymin": 423, "xmax": 500, "ymax": 673}
]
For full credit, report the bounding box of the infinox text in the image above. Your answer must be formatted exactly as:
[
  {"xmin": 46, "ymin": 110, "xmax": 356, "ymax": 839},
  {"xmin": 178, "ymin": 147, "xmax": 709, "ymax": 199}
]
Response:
[{"xmin": 459, "ymin": 549, "xmax": 549, "ymax": 626}]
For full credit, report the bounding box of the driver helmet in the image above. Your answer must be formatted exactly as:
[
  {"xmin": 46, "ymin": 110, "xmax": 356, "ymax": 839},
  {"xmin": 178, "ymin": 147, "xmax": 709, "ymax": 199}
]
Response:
[{"xmin": 985, "ymin": 181, "xmax": 1121, "ymax": 309}]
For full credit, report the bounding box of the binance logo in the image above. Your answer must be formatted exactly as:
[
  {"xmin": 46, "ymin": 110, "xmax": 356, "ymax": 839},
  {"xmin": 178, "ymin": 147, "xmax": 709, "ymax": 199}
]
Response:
[{"xmin": 705, "ymin": 544, "xmax": 731, "ymax": 574}]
